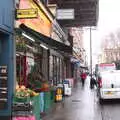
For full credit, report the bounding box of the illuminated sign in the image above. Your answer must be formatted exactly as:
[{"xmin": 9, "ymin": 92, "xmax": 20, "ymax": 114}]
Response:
[{"xmin": 16, "ymin": 9, "xmax": 38, "ymax": 19}]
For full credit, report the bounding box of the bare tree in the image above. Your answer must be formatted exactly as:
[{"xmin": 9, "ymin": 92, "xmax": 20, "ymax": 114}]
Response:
[{"xmin": 101, "ymin": 30, "xmax": 120, "ymax": 63}]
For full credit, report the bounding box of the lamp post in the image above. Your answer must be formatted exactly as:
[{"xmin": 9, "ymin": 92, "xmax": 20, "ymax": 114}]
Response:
[{"xmin": 90, "ymin": 27, "xmax": 92, "ymax": 78}]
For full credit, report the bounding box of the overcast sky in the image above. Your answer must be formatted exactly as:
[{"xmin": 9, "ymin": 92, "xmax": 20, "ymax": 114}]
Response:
[{"xmin": 83, "ymin": 0, "xmax": 120, "ymax": 65}]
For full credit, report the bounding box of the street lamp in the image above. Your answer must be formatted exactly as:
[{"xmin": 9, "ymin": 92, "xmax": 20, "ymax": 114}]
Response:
[
  {"xmin": 89, "ymin": 27, "xmax": 96, "ymax": 79},
  {"xmin": 90, "ymin": 27, "xmax": 92, "ymax": 78}
]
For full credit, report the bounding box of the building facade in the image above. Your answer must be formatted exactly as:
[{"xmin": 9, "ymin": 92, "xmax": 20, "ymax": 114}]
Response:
[{"xmin": 15, "ymin": 0, "xmax": 72, "ymax": 88}]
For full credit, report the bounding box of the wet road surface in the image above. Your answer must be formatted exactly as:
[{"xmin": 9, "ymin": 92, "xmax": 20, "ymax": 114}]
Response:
[{"xmin": 43, "ymin": 76, "xmax": 120, "ymax": 120}]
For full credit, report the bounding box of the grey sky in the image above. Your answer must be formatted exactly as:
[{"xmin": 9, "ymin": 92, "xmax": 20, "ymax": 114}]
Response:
[{"xmin": 83, "ymin": 0, "xmax": 120, "ymax": 65}]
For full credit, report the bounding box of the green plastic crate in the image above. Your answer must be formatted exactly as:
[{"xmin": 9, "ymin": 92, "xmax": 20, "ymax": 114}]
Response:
[
  {"xmin": 44, "ymin": 90, "xmax": 55, "ymax": 112},
  {"xmin": 30, "ymin": 94, "xmax": 40, "ymax": 120},
  {"xmin": 44, "ymin": 92, "xmax": 51, "ymax": 112},
  {"xmin": 50, "ymin": 90, "xmax": 55, "ymax": 105},
  {"xmin": 13, "ymin": 96, "xmax": 30, "ymax": 103}
]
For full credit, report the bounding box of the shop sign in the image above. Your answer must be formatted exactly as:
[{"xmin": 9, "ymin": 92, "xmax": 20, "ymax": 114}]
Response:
[
  {"xmin": 16, "ymin": 0, "xmax": 52, "ymax": 36},
  {"xmin": 56, "ymin": 9, "xmax": 74, "ymax": 20},
  {"xmin": 16, "ymin": 9, "xmax": 38, "ymax": 19}
]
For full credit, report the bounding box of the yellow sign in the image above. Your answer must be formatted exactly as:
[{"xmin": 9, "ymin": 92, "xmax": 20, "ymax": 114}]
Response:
[
  {"xmin": 16, "ymin": 9, "xmax": 38, "ymax": 19},
  {"xmin": 16, "ymin": 0, "xmax": 52, "ymax": 36}
]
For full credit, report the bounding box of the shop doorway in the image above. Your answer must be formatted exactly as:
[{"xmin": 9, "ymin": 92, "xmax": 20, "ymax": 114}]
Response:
[{"xmin": 0, "ymin": 32, "xmax": 9, "ymax": 65}]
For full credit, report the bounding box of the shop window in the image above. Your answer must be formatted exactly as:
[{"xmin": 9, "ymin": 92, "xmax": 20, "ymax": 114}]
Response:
[
  {"xmin": 56, "ymin": 57, "xmax": 60, "ymax": 84},
  {"xmin": 50, "ymin": 56, "xmax": 62, "ymax": 86},
  {"xmin": 59, "ymin": 59, "xmax": 63, "ymax": 83},
  {"xmin": 53, "ymin": 56, "xmax": 57, "ymax": 85},
  {"xmin": 15, "ymin": 30, "xmax": 44, "ymax": 89},
  {"xmin": 49, "ymin": 55, "xmax": 53, "ymax": 85}
]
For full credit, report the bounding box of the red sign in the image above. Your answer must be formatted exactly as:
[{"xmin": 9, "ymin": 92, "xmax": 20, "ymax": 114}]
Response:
[{"xmin": 99, "ymin": 63, "xmax": 115, "ymax": 67}]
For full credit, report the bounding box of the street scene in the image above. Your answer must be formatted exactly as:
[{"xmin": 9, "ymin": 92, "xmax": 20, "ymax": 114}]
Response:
[
  {"xmin": 1, "ymin": 0, "xmax": 120, "ymax": 120},
  {"xmin": 43, "ymin": 76, "xmax": 120, "ymax": 120}
]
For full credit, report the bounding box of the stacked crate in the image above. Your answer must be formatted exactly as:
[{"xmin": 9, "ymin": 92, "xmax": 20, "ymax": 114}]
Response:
[
  {"xmin": 44, "ymin": 92, "xmax": 51, "ymax": 112},
  {"xmin": 13, "ymin": 94, "xmax": 40, "ymax": 120}
]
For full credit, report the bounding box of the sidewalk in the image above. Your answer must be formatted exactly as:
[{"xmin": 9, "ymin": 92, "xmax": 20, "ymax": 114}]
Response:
[{"xmin": 42, "ymin": 76, "xmax": 101, "ymax": 120}]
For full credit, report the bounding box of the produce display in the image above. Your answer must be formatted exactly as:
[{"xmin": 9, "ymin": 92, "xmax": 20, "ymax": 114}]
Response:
[{"xmin": 15, "ymin": 85, "xmax": 39, "ymax": 99}]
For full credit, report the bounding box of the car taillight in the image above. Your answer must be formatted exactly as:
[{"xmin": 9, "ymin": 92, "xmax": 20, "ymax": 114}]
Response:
[{"xmin": 98, "ymin": 78, "xmax": 102, "ymax": 88}]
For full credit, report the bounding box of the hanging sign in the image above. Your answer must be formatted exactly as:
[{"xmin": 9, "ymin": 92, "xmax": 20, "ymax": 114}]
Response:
[
  {"xmin": 16, "ymin": 9, "xmax": 38, "ymax": 19},
  {"xmin": 56, "ymin": 9, "xmax": 74, "ymax": 20}
]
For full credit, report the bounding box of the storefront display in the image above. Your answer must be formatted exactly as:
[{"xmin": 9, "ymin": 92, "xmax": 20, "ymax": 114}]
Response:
[
  {"xmin": 13, "ymin": 85, "xmax": 40, "ymax": 120},
  {"xmin": 16, "ymin": 85, "xmax": 38, "ymax": 97}
]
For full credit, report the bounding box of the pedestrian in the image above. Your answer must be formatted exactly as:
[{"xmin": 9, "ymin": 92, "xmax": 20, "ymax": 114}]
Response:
[
  {"xmin": 80, "ymin": 72, "xmax": 87, "ymax": 87},
  {"xmin": 90, "ymin": 75, "xmax": 97, "ymax": 89}
]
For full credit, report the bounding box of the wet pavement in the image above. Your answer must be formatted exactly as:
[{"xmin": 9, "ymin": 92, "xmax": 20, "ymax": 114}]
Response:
[{"xmin": 43, "ymin": 76, "xmax": 120, "ymax": 120}]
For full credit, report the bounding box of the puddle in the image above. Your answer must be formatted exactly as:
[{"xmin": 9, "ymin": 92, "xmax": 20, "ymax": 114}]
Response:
[{"xmin": 72, "ymin": 100, "xmax": 81, "ymax": 102}]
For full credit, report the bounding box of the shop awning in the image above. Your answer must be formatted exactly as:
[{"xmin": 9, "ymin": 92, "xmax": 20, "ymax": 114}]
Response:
[{"xmin": 19, "ymin": 24, "xmax": 72, "ymax": 54}]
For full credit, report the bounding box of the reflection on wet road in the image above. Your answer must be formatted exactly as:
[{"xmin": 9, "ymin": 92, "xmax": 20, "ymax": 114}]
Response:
[{"xmin": 43, "ymin": 76, "xmax": 120, "ymax": 120}]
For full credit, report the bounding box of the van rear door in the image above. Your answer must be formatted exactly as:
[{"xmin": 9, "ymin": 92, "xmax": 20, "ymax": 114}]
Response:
[{"xmin": 101, "ymin": 71, "xmax": 120, "ymax": 89}]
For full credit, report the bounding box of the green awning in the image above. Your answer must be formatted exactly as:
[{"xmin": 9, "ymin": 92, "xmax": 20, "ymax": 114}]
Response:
[{"xmin": 19, "ymin": 24, "xmax": 72, "ymax": 54}]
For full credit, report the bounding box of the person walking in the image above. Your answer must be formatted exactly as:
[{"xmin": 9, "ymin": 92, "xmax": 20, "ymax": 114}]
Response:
[
  {"xmin": 90, "ymin": 75, "xmax": 97, "ymax": 89},
  {"xmin": 80, "ymin": 72, "xmax": 87, "ymax": 87}
]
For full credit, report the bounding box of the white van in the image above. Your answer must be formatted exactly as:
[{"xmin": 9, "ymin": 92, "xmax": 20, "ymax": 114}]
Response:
[
  {"xmin": 98, "ymin": 70, "xmax": 120, "ymax": 103},
  {"xmin": 95, "ymin": 63, "xmax": 116, "ymax": 77}
]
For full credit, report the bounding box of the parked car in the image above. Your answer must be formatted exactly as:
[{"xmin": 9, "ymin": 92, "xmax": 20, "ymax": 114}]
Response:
[{"xmin": 97, "ymin": 70, "xmax": 120, "ymax": 103}]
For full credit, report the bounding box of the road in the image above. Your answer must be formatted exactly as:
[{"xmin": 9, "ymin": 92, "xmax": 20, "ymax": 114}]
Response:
[{"xmin": 43, "ymin": 76, "xmax": 120, "ymax": 120}]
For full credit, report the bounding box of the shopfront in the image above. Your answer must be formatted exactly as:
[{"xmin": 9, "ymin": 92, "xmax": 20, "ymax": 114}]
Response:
[
  {"xmin": 19, "ymin": 24, "xmax": 72, "ymax": 84},
  {"xmin": 15, "ymin": 0, "xmax": 73, "ymax": 86},
  {"xmin": 15, "ymin": 0, "xmax": 53, "ymax": 87},
  {"xmin": 15, "ymin": 28, "xmax": 49, "ymax": 89},
  {"xmin": 14, "ymin": 1, "xmax": 72, "ymax": 118}
]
